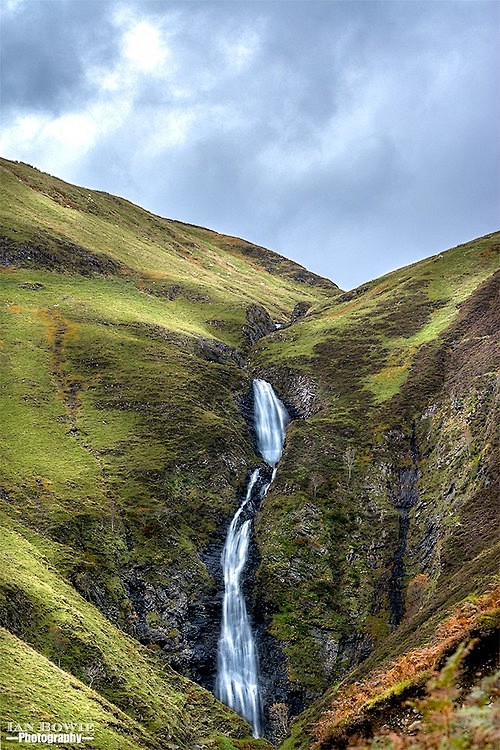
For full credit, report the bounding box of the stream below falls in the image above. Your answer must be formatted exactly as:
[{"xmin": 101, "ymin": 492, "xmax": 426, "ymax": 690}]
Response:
[{"xmin": 215, "ymin": 379, "xmax": 290, "ymax": 737}]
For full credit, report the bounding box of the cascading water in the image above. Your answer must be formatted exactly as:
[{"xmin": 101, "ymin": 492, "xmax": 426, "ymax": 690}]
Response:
[
  {"xmin": 215, "ymin": 379, "xmax": 289, "ymax": 737},
  {"xmin": 253, "ymin": 379, "xmax": 290, "ymax": 468},
  {"xmin": 215, "ymin": 469, "xmax": 262, "ymax": 735}
]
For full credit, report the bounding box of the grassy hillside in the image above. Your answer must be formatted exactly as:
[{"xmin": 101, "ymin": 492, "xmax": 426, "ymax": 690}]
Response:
[
  {"xmin": 0, "ymin": 158, "xmax": 338, "ymax": 748},
  {"xmin": 0, "ymin": 157, "xmax": 336, "ymax": 324},
  {"xmin": 249, "ymin": 232, "xmax": 499, "ymax": 740},
  {"xmin": 0, "ymin": 514, "xmax": 257, "ymax": 749},
  {"xmin": 1, "ymin": 158, "xmax": 498, "ymax": 747}
]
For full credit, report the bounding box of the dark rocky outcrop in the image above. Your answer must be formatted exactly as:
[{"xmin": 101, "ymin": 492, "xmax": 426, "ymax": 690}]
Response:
[
  {"xmin": 255, "ymin": 367, "xmax": 323, "ymax": 419},
  {"xmin": 238, "ymin": 242, "xmax": 340, "ymax": 291},
  {"xmin": 0, "ymin": 234, "xmax": 123, "ymax": 276},
  {"xmin": 290, "ymin": 301, "xmax": 311, "ymax": 323},
  {"xmin": 243, "ymin": 303, "xmax": 276, "ymax": 346}
]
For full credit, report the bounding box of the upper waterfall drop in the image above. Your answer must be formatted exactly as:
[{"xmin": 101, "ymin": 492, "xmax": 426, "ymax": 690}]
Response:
[{"xmin": 253, "ymin": 379, "xmax": 290, "ymax": 467}]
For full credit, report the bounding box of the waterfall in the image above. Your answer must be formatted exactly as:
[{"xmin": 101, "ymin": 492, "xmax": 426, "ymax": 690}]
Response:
[
  {"xmin": 215, "ymin": 469, "xmax": 262, "ymax": 735},
  {"xmin": 253, "ymin": 379, "xmax": 290, "ymax": 467},
  {"xmin": 215, "ymin": 379, "xmax": 289, "ymax": 737}
]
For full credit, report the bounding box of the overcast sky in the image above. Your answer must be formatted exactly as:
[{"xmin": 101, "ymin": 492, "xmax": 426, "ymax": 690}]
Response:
[{"xmin": 1, "ymin": 0, "xmax": 499, "ymax": 289}]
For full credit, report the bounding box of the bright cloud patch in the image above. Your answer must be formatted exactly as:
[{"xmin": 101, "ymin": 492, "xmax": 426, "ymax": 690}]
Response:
[{"xmin": 123, "ymin": 20, "xmax": 168, "ymax": 73}]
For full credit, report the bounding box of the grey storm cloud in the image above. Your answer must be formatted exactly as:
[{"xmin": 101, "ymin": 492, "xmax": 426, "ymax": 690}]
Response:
[
  {"xmin": 1, "ymin": 0, "xmax": 499, "ymax": 288},
  {"xmin": 1, "ymin": 1, "xmax": 119, "ymax": 112}
]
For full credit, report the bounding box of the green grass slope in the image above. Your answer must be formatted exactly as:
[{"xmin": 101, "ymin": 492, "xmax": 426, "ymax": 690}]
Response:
[
  {"xmin": 0, "ymin": 524, "xmax": 259, "ymax": 749},
  {"xmin": 0, "ymin": 157, "xmax": 337, "ymax": 327},
  {"xmin": 1, "ymin": 157, "xmax": 498, "ymax": 747},
  {"xmin": 0, "ymin": 628, "xmax": 170, "ymax": 750},
  {"xmin": 249, "ymin": 232, "xmax": 499, "ymax": 725},
  {"xmin": 0, "ymin": 158, "xmax": 339, "ymax": 747}
]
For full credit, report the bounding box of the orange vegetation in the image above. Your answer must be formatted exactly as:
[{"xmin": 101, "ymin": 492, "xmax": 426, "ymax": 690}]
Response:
[{"xmin": 315, "ymin": 585, "xmax": 500, "ymax": 746}]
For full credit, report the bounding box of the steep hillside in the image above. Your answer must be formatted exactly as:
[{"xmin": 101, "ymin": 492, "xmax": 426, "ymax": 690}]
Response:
[
  {"xmin": 1, "ymin": 158, "xmax": 498, "ymax": 748},
  {"xmin": 0, "ymin": 517, "xmax": 253, "ymax": 749},
  {"xmin": 0, "ymin": 158, "xmax": 335, "ymax": 317},
  {"xmin": 0, "ymin": 158, "xmax": 337, "ymax": 748},
  {"xmin": 249, "ymin": 232, "xmax": 499, "ymax": 741}
]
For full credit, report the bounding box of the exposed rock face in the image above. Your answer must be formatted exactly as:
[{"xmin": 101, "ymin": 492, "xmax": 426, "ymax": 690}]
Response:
[
  {"xmin": 243, "ymin": 303, "xmax": 276, "ymax": 346},
  {"xmin": 0, "ymin": 235, "xmax": 123, "ymax": 276},
  {"xmin": 256, "ymin": 619, "xmax": 306, "ymax": 721},
  {"xmin": 290, "ymin": 301, "xmax": 311, "ymax": 323},
  {"xmin": 280, "ymin": 372, "xmax": 323, "ymax": 419},
  {"xmin": 385, "ymin": 430, "xmax": 420, "ymax": 627},
  {"xmin": 120, "ymin": 564, "xmax": 221, "ymax": 684},
  {"xmin": 196, "ymin": 337, "xmax": 245, "ymax": 367},
  {"xmin": 336, "ymin": 631, "xmax": 373, "ymax": 674}
]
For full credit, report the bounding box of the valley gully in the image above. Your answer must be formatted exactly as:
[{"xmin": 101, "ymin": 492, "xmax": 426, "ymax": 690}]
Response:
[{"xmin": 215, "ymin": 379, "xmax": 289, "ymax": 737}]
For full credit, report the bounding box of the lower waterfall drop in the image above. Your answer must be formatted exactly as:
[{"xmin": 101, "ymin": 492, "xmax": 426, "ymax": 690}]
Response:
[{"xmin": 215, "ymin": 379, "xmax": 289, "ymax": 737}]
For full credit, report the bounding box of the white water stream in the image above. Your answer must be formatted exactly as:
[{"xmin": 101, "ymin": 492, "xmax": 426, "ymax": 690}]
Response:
[{"xmin": 215, "ymin": 379, "xmax": 289, "ymax": 737}]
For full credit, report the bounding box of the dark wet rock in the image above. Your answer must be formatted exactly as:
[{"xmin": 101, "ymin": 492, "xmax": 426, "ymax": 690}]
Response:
[
  {"xmin": 383, "ymin": 429, "xmax": 420, "ymax": 626},
  {"xmin": 120, "ymin": 564, "xmax": 220, "ymax": 683},
  {"xmin": 290, "ymin": 301, "xmax": 311, "ymax": 323},
  {"xmin": 196, "ymin": 338, "xmax": 245, "ymax": 367},
  {"xmin": 336, "ymin": 631, "xmax": 373, "ymax": 673},
  {"xmin": 256, "ymin": 623, "xmax": 306, "ymax": 728},
  {"xmin": 243, "ymin": 304, "xmax": 275, "ymax": 346}
]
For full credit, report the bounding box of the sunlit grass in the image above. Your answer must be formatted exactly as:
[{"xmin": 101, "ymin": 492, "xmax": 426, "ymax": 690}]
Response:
[
  {"xmin": 0, "ymin": 517, "xmax": 253, "ymax": 748},
  {"xmin": 0, "ymin": 159, "xmax": 337, "ymax": 321}
]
